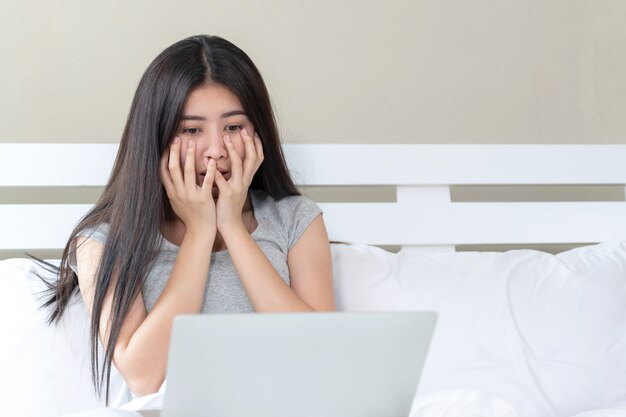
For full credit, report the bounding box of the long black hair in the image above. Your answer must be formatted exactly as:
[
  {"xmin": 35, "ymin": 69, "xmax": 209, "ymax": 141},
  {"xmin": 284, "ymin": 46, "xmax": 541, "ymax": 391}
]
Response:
[{"xmin": 40, "ymin": 35, "xmax": 299, "ymax": 403}]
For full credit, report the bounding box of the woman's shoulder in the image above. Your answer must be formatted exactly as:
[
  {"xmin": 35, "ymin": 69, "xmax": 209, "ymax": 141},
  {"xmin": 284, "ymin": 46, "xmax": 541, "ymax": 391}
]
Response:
[
  {"xmin": 251, "ymin": 190, "xmax": 322, "ymax": 249},
  {"xmin": 251, "ymin": 190, "xmax": 321, "ymax": 221},
  {"xmin": 68, "ymin": 223, "xmax": 109, "ymax": 275},
  {"xmin": 75, "ymin": 223, "xmax": 110, "ymax": 245}
]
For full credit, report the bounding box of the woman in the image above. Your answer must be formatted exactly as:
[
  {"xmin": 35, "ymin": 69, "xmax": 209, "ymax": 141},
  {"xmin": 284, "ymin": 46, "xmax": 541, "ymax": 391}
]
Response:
[{"xmin": 42, "ymin": 34, "xmax": 335, "ymax": 404}]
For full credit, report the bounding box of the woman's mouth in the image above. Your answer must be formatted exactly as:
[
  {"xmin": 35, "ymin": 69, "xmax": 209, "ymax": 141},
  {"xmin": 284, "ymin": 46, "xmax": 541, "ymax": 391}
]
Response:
[{"xmin": 217, "ymin": 169, "xmax": 229, "ymax": 179}]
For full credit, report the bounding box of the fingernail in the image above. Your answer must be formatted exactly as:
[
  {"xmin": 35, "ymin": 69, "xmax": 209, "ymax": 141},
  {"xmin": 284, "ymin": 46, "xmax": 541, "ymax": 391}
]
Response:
[
  {"xmin": 224, "ymin": 136, "xmax": 231, "ymax": 143},
  {"xmin": 173, "ymin": 137, "xmax": 180, "ymax": 144},
  {"xmin": 188, "ymin": 140, "xmax": 194, "ymax": 148}
]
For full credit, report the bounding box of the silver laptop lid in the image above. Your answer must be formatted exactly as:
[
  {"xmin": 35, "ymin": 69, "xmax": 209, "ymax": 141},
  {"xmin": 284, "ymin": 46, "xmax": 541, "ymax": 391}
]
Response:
[{"xmin": 162, "ymin": 312, "xmax": 437, "ymax": 417}]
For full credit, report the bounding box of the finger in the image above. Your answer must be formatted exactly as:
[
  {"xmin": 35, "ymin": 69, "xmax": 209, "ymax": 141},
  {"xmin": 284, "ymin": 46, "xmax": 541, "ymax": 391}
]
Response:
[
  {"xmin": 168, "ymin": 137, "xmax": 184, "ymax": 190},
  {"xmin": 254, "ymin": 132, "xmax": 264, "ymax": 165},
  {"xmin": 160, "ymin": 152, "xmax": 175, "ymax": 196},
  {"xmin": 224, "ymin": 135, "xmax": 242, "ymax": 182},
  {"xmin": 214, "ymin": 169, "xmax": 229, "ymax": 194},
  {"xmin": 200, "ymin": 158, "xmax": 217, "ymax": 199},
  {"xmin": 184, "ymin": 140, "xmax": 197, "ymax": 193},
  {"xmin": 240, "ymin": 128, "xmax": 257, "ymax": 179}
]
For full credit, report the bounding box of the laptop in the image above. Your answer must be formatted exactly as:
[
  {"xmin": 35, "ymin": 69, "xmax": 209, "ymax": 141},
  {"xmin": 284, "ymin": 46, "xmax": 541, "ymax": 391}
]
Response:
[{"xmin": 155, "ymin": 312, "xmax": 437, "ymax": 417}]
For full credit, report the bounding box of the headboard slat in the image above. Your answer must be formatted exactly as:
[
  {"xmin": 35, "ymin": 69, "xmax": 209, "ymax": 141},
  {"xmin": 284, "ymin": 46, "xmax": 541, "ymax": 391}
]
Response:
[
  {"xmin": 2, "ymin": 202, "xmax": 625, "ymax": 249},
  {"xmin": 0, "ymin": 204, "xmax": 92, "ymax": 249},
  {"xmin": 3, "ymin": 144, "xmax": 626, "ymax": 186},
  {"xmin": 0, "ymin": 144, "xmax": 117, "ymax": 186},
  {"xmin": 284, "ymin": 144, "xmax": 626, "ymax": 185},
  {"xmin": 322, "ymin": 202, "xmax": 626, "ymax": 245}
]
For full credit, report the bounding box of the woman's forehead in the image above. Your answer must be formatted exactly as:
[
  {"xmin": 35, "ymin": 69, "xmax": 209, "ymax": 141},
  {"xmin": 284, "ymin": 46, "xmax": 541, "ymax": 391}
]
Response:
[{"xmin": 183, "ymin": 84, "xmax": 245, "ymax": 117}]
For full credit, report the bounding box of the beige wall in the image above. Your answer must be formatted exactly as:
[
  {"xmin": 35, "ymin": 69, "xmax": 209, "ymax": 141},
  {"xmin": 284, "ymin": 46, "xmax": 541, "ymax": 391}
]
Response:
[
  {"xmin": 1, "ymin": 0, "xmax": 625, "ymax": 257},
  {"xmin": 2, "ymin": 0, "xmax": 625, "ymax": 145}
]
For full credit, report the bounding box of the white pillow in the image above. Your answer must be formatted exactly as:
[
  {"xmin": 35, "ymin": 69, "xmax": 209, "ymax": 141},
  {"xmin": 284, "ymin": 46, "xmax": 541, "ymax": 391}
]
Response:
[
  {"xmin": 331, "ymin": 242, "xmax": 626, "ymax": 417},
  {"xmin": 0, "ymin": 258, "xmax": 131, "ymax": 417},
  {"xmin": 569, "ymin": 406, "xmax": 626, "ymax": 417}
]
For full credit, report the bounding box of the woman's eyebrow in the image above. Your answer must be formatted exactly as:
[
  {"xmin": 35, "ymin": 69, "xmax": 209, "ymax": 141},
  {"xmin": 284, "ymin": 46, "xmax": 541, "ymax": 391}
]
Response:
[
  {"xmin": 221, "ymin": 110, "xmax": 246, "ymax": 118},
  {"xmin": 180, "ymin": 110, "xmax": 246, "ymax": 121},
  {"xmin": 180, "ymin": 115, "xmax": 206, "ymax": 121}
]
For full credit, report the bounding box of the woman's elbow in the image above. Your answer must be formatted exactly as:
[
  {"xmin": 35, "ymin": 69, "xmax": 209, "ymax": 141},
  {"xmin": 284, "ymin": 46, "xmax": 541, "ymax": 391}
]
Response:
[
  {"xmin": 126, "ymin": 375, "xmax": 163, "ymax": 397},
  {"xmin": 114, "ymin": 348, "xmax": 164, "ymax": 397}
]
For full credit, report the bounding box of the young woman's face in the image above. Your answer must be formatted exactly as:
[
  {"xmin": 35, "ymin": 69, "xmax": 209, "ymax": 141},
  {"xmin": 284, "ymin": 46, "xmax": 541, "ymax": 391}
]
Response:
[{"xmin": 176, "ymin": 83, "xmax": 255, "ymax": 188}]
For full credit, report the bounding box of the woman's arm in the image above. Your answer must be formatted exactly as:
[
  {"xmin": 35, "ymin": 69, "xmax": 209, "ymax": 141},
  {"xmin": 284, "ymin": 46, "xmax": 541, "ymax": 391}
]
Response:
[
  {"xmin": 112, "ymin": 229, "xmax": 214, "ymax": 396},
  {"xmin": 287, "ymin": 214, "xmax": 335, "ymax": 311},
  {"xmin": 221, "ymin": 213, "xmax": 335, "ymax": 312},
  {"xmin": 76, "ymin": 229, "xmax": 214, "ymax": 397}
]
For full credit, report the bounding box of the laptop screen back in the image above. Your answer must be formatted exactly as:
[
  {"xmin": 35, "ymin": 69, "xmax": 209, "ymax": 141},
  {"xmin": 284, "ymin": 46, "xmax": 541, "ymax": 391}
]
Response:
[{"xmin": 162, "ymin": 312, "xmax": 437, "ymax": 417}]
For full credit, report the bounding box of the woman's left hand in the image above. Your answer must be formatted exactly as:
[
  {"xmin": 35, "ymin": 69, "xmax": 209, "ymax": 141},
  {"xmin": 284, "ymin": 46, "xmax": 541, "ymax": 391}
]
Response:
[{"xmin": 214, "ymin": 127, "xmax": 264, "ymax": 232}]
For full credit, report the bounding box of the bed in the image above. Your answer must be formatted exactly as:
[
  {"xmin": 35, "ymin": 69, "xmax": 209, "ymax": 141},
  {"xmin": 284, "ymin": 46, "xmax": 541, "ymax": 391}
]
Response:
[{"xmin": 1, "ymin": 143, "xmax": 625, "ymax": 417}]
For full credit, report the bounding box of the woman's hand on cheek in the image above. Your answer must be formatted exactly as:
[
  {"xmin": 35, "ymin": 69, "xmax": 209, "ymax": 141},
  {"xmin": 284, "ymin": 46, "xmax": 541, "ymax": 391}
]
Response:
[
  {"xmin": 160, "ymin": 137, "xmax": 218, "ymax": 236},
  {"xmin": 214, "ymin": 128, "xmax": 264, "ymax": 232}
]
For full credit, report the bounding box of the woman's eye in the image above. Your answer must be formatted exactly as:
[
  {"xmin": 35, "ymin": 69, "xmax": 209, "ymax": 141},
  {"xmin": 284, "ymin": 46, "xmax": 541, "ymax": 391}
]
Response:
[
  {"xmin": 225, "ymin": 125, "xmax": 243, "ymax": 133},
  {"xmin": 183, "ymin": 128, "xmax": 199, "ymax": 135}
]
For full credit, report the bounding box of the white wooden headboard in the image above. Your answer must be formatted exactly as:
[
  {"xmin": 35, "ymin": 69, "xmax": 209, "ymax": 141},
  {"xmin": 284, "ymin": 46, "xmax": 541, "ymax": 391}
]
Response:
[{"xmin": 1, "ymin": 144, "xmax": 626, "ymax": 252}]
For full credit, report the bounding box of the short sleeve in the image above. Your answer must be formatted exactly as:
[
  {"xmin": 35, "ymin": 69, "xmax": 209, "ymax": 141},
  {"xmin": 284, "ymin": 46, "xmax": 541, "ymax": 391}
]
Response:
[
  {"xmin": 68, "ymin": 223, "xmax": 110, "ymax": 275},
  {"xmin": 283, "ymin": 195, "xmax": 323, "ymax": 250}
]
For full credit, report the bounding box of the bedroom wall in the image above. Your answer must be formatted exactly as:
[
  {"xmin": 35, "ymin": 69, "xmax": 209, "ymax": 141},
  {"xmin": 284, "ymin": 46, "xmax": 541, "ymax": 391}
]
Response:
[
  {"xmin": 1, "ymin": 0, "xmax": 625, "ymax": 257},
  {"xmin": 2, "ymin": 0, "xmax": 626, "ymax": 145}
]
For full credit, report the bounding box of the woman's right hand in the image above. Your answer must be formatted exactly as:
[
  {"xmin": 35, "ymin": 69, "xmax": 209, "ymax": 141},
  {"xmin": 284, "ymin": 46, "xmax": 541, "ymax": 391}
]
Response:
[{"xmin": 160, "ymin": 137, "xmax": 217, "ymax": 235}]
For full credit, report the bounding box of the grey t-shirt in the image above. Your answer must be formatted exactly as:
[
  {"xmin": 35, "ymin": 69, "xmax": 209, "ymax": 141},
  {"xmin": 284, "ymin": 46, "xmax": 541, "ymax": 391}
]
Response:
[{"xmin": 71, "ymin": 189, "xmax": 322, "ymax": 313}]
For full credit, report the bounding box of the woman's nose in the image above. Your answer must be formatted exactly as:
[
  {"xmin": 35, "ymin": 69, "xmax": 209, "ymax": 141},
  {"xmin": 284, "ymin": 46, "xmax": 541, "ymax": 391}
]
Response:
[{"xmin": 199, "ymin": 133, "xmax": 227, "ymax": 161}]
